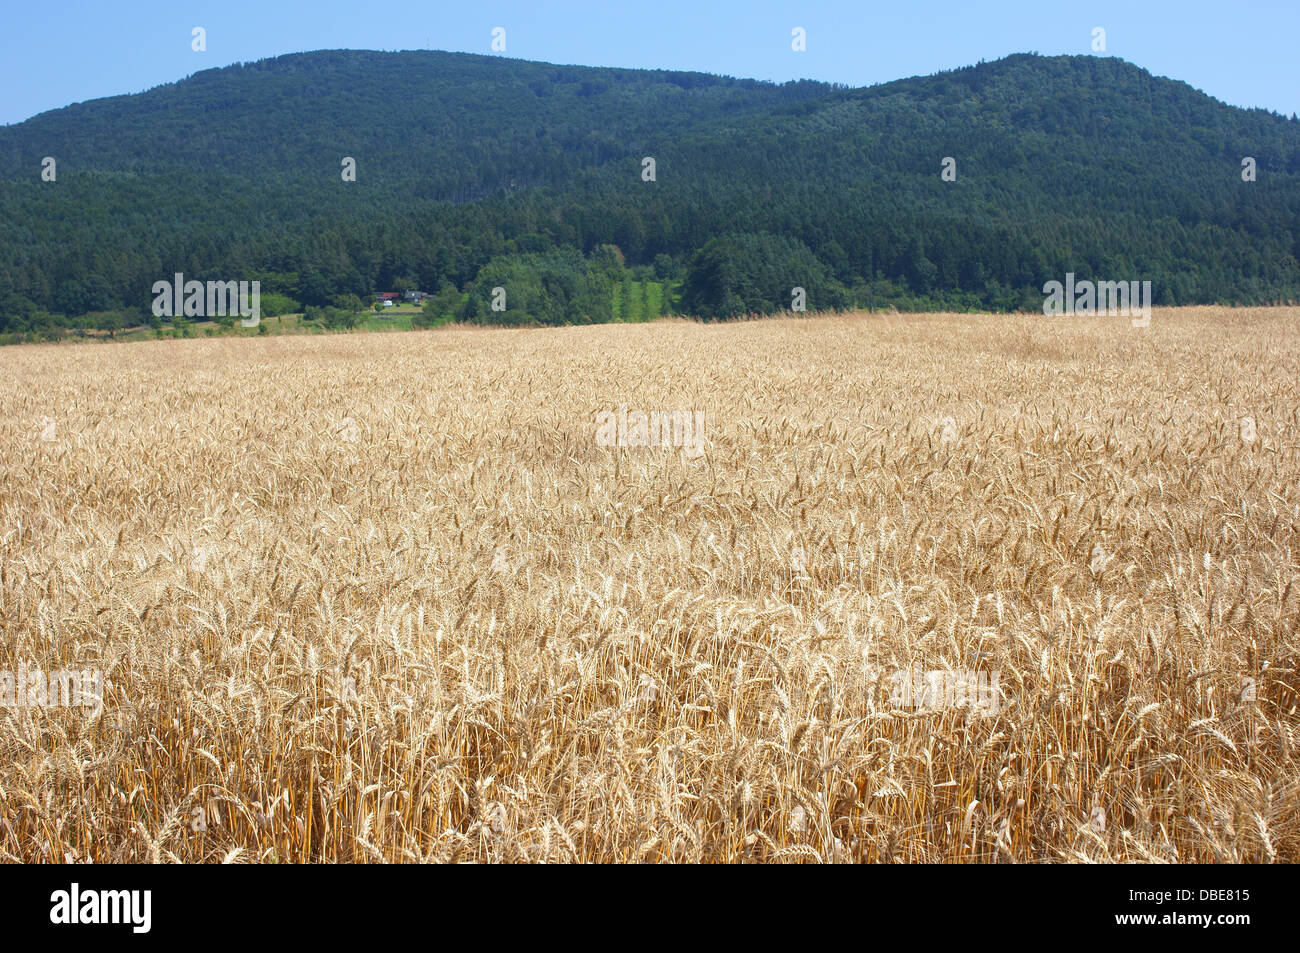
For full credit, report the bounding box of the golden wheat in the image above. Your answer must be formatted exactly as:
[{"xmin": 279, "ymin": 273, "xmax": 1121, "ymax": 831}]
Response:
[{"xmin": 0, "ymin": 306, "xmax": 1297, "ymax": 862}]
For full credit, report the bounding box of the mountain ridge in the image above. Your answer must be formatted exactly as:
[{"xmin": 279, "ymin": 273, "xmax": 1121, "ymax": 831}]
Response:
[{"xmin": 1, "ymin": 49, "xmax": 1297, "ymax": 330}]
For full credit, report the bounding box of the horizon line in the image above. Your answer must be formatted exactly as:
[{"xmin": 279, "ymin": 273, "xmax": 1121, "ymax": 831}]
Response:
[{"xmin": 6, "ymin": 47, "xmax": 1294, "ymax": 129}]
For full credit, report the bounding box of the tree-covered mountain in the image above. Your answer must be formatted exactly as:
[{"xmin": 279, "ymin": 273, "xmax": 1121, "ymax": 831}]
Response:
[{"xmin": 1, "ymin": 48, "xmax": 1298, "ymax": 335}]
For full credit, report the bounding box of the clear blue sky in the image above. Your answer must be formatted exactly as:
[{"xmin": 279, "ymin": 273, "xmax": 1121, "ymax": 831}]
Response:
[{"xmin": 3, "ymin": 0, "xmax": 1297, "ymax": 126}]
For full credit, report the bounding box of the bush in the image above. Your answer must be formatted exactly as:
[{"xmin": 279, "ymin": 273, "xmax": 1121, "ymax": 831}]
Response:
[
  {"xmin": 414, "ymin": 284, "xmax": 463, "ymax": 328},
  {"xmin": 260, "ymin": 293, "xmax": 300, "ymax": 318},
  {"xmin": 681, "ymin": 233, "xmax": 849, "ymax": 319},
  {"xmin": 465, "ymin": 248, "xmax": 613, "ymax": 326}
]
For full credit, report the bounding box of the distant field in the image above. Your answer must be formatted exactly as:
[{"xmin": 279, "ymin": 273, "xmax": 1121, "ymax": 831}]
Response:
[
  {"xmin": 97, "ymin": 309, "xmax": 421, "ymax": 342},
  {"xmin": 1, "ymin": 307, "xmax": 1297, "ymax": 862},
  {"xmin": 50, "ymin": 279, "xmax": 675, "ymax": 345}
]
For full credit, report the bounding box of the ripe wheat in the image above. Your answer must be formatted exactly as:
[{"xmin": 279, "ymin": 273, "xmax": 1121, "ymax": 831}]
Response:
[{"xmin": 1, "ymin": 307, "xmax": 1297, "ymax": 863}]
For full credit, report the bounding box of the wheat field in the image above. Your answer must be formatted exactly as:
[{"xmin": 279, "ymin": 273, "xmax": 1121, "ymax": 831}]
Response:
[{"xmin": 1, "ymin": 307, "xmax": 1297, "ymax": 863}]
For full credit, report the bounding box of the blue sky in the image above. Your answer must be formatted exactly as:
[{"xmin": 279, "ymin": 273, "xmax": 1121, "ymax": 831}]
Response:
[{"xmin": 3, "ymin": 0, "xmax": 1297, "ymax": 125}]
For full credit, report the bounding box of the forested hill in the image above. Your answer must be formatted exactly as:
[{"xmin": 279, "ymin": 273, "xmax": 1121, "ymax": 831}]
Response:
[{"xmin": 2, "ymin": 49, "xmax": 1299, "ymax": 332}]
